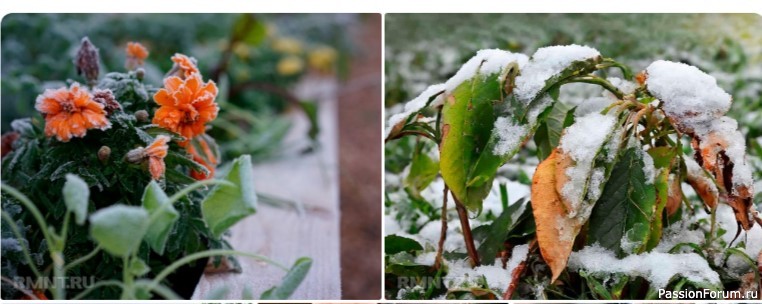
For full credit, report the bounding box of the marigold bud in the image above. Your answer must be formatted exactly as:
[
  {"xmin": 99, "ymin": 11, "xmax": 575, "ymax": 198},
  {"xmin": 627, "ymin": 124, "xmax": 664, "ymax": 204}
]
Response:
[
  {"xmin": 98, "ymin": 145, "xmax": 111, "ymax": 163},
  {"xmin": 92, "ymin": 89, "xmax": 121, "ymax": 115},
  {"xmin": 125, "ymin": 147, "xmax": 146, "ymax": 164},
  {"xmin": 134, "ymin": 110, "xmax": 149, "ymax": 122},
  {"xmin": 75, "ymin": 37, "xmax": 100, "ymax": 85},
  {"xmin": 135, "ymin": 68, "xmax": 145, "ymax": 80}
]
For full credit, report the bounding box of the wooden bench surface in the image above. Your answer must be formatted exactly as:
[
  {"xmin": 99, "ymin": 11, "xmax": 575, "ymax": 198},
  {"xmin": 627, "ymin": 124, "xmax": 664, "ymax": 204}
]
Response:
[{"xmin": 192, "ymin": 77, "xmax": 341, "ymax": 299}]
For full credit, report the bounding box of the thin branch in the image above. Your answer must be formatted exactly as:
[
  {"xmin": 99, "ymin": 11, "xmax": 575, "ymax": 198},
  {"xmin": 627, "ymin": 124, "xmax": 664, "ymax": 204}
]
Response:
[
  {"xmin": 433, "ymin": 184, "xmax": 449, "ymax": 270},
  {"xmin": 453, "ymin": 196, "xmax": 480, "ymax": 267}
]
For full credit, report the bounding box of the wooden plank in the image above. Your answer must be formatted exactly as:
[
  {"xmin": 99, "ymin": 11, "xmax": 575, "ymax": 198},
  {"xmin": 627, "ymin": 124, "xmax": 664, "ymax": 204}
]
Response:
[{"xmin": 192, "ymin": 77, "xmax": 341, "ymax": 299}]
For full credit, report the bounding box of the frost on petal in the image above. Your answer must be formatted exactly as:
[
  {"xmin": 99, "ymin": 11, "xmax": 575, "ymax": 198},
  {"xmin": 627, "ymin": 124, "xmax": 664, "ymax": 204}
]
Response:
[
  {"xmin": 558, "ymin": 112, "xmax": 616, "ymax": 216},
  {"xmin": 443, "ymin": 49, "xmax": 528, "ymax": 93},
  {"xmin": 645, "ymin": 60, "xmax": 731, "ymax": 132},
  {"xmin": 568, "ymin": 245, "xmax": 721, "ymax": 290},
  {"xmin": 492, "ymin": 117, "xmax": 527, "ymax": 156},
  {"xmin": 515, "ymin": 45, "xmax": 601, "ymax": 104}
]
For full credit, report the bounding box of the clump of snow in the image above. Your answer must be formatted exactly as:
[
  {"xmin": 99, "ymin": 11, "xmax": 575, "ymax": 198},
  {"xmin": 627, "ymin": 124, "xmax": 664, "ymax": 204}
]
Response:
[
  {"xmin": 444, "ymin": 49, "xmax": 529, "ymax": 93},
  {"xmin": 503, "ymin": 244, "xmax": 530, "ymax": 290},
  {"xmin": 568, "ymin": 244, "xmax": 721, "ymax": 289},
  {"xmin": 444, "ymin": 259, "xmax": 506, "ymax": 293},
  {"xmin": 587, "ymin": 168, "xmax": 606, "ymax": 202},
  {"xmin": 493, "ymin": 117, "xmax": 528, "ymax": 156},
  {"xmin": 645, "ymin": 60, "xmax": 731, "ymax": 130},
  {"xmin": 385, "ymin": 83, "xmax": 446, "ymax": 137},
  {"xmin": 558, "ymin": 112, "xmax": 617, "ymax": 216},
  {"xmin": 515, "ymin": 44, "xmax": 601, "ymax": 104}
]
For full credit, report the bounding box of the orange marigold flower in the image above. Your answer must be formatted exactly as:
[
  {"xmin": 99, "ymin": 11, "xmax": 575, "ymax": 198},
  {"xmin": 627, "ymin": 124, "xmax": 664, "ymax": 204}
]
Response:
[
  {"xmin": 145, "ymin": 135, "xmax": 169, "ymax": 180},
  {"xmin": 170, "ymin": 53, "xmax": 200, "ymax": 78},
  {"xmin": 125, "ymin": 42, "xmax": 149, "ymax": 70},
  {"xmin": 188, "ymin": 137, "xmax": 218, "ymax": 180},
  {"xmin": 152, "ymin": 74, "xmax": 219, "ymax": 144},
  {"xmin": 35, "ymin": 83, "xmax": 111, "ymax": 142}
]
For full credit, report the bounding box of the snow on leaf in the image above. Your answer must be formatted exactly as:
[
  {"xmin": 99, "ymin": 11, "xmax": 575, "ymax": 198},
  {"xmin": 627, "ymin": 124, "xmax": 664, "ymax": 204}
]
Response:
[
  {"xmin": 515, "ymin": 44, "xmax": 601, "ymax": 104},
  {"xmin": 645, "ymin": 60, "xmax": 731, "ymax": 132},
  {"xmin": 567, "ymin": 244, "xmax": 721, "ymax": 290}
]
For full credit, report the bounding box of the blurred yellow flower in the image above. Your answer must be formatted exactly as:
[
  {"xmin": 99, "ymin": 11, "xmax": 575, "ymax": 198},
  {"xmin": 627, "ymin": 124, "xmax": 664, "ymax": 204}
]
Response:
[
  {"xmin": 308, "ymin": 46, "xmax": 338, "ymax": 73},
  {"xmin": 233, "ymin": 42, "xmax": 250, "ymax": 60},
  {"xmin": 272, "ymin": 37, "xmax": 303, "ymax": 55},
  {"xmin": 277, "ymin": 55, "xmax": 304, "ymax": 76}
]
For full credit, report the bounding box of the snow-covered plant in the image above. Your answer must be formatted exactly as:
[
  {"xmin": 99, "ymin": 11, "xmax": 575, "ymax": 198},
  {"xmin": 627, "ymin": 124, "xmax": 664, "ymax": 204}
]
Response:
[{"xmin": 385, "ymin": 45, "xmax": 761, "ymax": 299}]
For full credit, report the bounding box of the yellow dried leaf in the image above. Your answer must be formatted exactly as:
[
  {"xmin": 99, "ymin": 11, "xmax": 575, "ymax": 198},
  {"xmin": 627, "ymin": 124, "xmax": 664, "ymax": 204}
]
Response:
[{"xmin": 532, "ymin": 148, "xmax": 582, "ymax": 282}]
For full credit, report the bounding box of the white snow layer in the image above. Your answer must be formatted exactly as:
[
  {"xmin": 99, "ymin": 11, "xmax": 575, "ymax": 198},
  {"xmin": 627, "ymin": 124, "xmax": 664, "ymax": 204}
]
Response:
[
  {"xmin": 444, "ymin": 244, "xmax": 529, "ymax": 294},
  {"xmin": 444, "ymin": 49, "xmax": 529, "ymax": 93},
  {"xmin": 385, "ymin": 83, "xmax": 446, "ymax": 137},
  {"xmin": 493, "ymin": 117, "xmax": 528, "ymax": 156},
  {"xmin": 568, "ymin": 244, "xmax": 721, "ymax": 289},
  {"xmin": 645, "ymin": 60, "xmax": 732, "ymax": 129},
  {"xmin": 558, "ymin": 112, "xmax": 617, "ymax": 216},
  {"xmin": 515, "ymin": 45, "xmax": 601, "ymax": 104}
]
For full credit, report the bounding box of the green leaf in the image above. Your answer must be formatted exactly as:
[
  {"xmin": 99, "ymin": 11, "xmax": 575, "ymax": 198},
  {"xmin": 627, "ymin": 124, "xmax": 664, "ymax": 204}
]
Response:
[
  {"xmin": 385, "ymin": 234, "xmax": 423, "ymax": 255},
  {"xmin": 62, "ymin": 174, "xmax": 89, "ymax": 225},
  {"xmin": 89, "ymin": 205, "xmax": 149, "ymax": 257},
  {"xmin": 260, "ymin": 257, "xmax": 312, "ymax": 299},
  {"xmin": 202, "ymin": 155, "xmax": 257, "ymax": 238},
  {"xmin": 233, "ymin": 14, "xmax": 267, "ymax": 46},
  {"xmin": 298, "ymin": 101, "xmax": 320, "ymax": 141},
  {"xmin": 129, "ymin": 258, "xmax": 151, "ymax": 277},
  {"xmin": 439, "ymin": 66, "xmax": 508, "ymax": 211},
  {"xmin": 647, "ymin": 146, "xmax": 676, "ymax": 169},
  {"xmin": 534, "ymin": 102, "xmax": 573, "ymax": 160},
  {"xmin": 404, "ymin": 143, "xmax": 439, "ymax": 197},
  {"xmin": 647, "ymin": 168, "xmax": 670, "ymax": 250},
  {"xmin": 587, "ymin": 148, "xmax": 657, "ymax": 256},
  {"xmin": 141, "ymin": 181, "xmax": 179, "ymax": 254}
]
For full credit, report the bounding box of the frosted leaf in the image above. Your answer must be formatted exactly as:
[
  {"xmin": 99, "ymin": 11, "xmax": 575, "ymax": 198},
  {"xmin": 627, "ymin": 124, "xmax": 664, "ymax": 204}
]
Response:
[
  {"xmin": 684, "ymin": 156, "xmax": 719, "ymax": 198},
  {"xmin": 639, "ymin": 148, "xmax": 656, "ymax": 185},
  {"xmin": 515, "ymin": 44, "xmax": 601, "ymax": 104},
  {"xmin": 385, "ymin": 83, "xmax": 446, "ymax": 137},
  {"xmin": 568, "ymin": 244, "xmax": 720, "ymax": 289},
  {"xmin": 697, "ymin": 117, "xmax": 754, "ymax": 194},
  {"xmin": 492, "ymin": 117, "xmax": 528, "ymax": 156},
  {"xmin": 526, "ymin": 94, "xmax": 554, "ymax": 125},
  {"xmin": 444, "ymin": 49, "xmax": 529, "ymax": 93},
  {"xmin": 645, "ymin": 60, "xmax": 731, "ymax": 131},
  {"xmin": 559, "ymin": 113, "xmax": 617, "ymax": 214}
]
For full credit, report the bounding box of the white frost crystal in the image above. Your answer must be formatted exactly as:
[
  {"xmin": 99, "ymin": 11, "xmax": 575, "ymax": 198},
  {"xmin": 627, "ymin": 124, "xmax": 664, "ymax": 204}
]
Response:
[
  {"xmin": 558, "ymin": 112, "xmax": 617, "ymax": 215},
  {"xmin": 493, "ymin": 117, "xmax": 528, "ymax": 156},
  {"xmin": 515, "ymin": 44, "xmax": 601, "ymax": 104},
  {"xmin": 568, "ymin": 244, "xmax": 721, "ymax": 289},
  {"xmin": 645, "ymin": 60, "xmax": 731, "ymax": 129}
]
